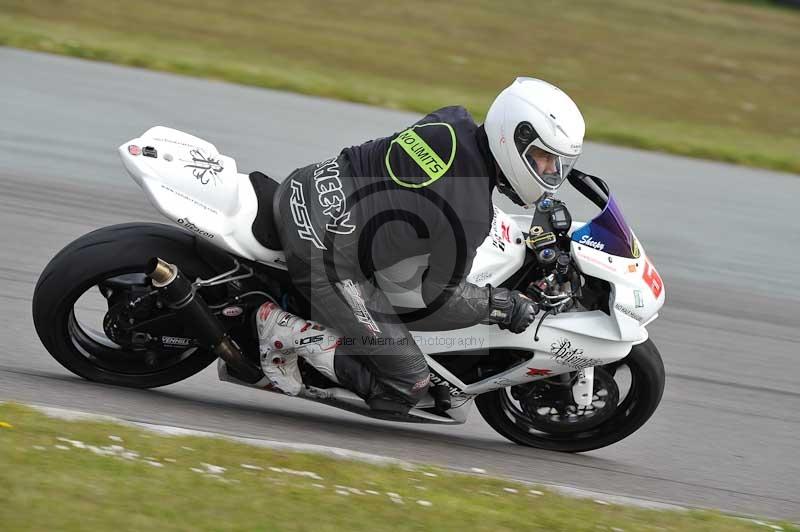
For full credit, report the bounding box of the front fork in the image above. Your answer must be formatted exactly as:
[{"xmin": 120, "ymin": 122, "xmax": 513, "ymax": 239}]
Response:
[{"xmin": 572, "ymin": 366, "xmax": 595, "ymax": 406}]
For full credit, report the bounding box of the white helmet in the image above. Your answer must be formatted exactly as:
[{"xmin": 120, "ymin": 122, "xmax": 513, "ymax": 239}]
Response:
[{"xmin": 485, "ymin": 77, "xmax": 585, "ymax": 205}]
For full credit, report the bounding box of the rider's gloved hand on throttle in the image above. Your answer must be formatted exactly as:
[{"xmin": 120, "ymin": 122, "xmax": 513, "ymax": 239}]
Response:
[{"xmin": 483, "ymin": 287, "xmax": 538, "ymax": 333}]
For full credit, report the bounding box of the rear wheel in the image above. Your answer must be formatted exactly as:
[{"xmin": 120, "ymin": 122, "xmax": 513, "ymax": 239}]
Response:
[
  {"xmin": 476, "ymin": 339, "xmax": 665, "ymax": 452},
  {"xmin": 32, "ymin": 223, "xmax": 230, "ymax": 388}
]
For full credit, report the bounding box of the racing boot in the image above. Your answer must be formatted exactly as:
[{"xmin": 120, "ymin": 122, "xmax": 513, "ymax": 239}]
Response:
[{"xmin": 255, "ymin": 302, "xmax": 339, "ymax": 395}]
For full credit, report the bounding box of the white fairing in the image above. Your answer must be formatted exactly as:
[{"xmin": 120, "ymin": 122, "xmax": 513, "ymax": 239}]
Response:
[
  {"xmin": 406, "ymin": 215, "xmax": 663, "ymax": 422},
  {"xmin": 378, "ymin": 212, "xmax": 662, "ymax": 352},
  {"xmin": 118, "ymin": 126, "xmax": 287, "ymax": 269},
  {"xmin": 467, "ymin": 207, "xmax": 527, "ymax": 286},
  {"xmin": 571, "ymin": 230, "xmax": 665, "ymax": 341}
]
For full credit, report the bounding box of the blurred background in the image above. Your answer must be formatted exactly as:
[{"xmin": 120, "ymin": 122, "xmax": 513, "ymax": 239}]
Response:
[{"xmin": 1, "ymin": 0, "xmax": 798, "ymax": 172}]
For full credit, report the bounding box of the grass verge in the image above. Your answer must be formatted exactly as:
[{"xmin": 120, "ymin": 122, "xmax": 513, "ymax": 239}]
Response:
[
  {"xmin": 0, "ymin": 0, "xmax": 798, "ymax": 174},
  {"xmin": 0, "ymin": 403, "xmax": 795, "ymax": 531}
]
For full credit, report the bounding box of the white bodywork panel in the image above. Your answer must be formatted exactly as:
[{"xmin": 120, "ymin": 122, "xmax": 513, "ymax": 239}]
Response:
[
  {"xmin": 570, "ymin": 233, "xmax": 665, "ymax": 341},
  {"xmin": 406, "ymin": 216, "xmax": 663, "ymax": 422},
  {"xmin": 119, "ymin": 126, "xmax": 287, "ymax": 270}
]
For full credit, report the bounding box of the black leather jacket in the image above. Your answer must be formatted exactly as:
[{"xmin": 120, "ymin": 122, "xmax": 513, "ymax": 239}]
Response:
[{"xmin": 337, "ymin": 106, "xmax": 497, "ymax": 329}]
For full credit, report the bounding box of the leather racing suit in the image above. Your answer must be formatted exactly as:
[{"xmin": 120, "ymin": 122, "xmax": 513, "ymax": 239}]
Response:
[{"xmin": 272, "ymin": 106, "xmax": 498, "ymax": 412}]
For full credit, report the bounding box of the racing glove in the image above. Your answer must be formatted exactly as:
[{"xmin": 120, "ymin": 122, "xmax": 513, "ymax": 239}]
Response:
[{"xmin": 482, "ymin": 287, "xmax": 538, "ymax": 333}]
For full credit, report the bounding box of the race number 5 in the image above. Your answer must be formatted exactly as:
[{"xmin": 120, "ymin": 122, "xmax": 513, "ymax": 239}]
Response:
[{"xmin": 642, "ymin": 259, "xmax": 663, "ymax": 298}]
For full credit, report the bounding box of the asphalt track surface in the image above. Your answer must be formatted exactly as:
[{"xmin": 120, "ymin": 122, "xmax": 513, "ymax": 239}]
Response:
[{"xmin": 1, "ymin": 48, "xmax": 799, "ymax": 520}]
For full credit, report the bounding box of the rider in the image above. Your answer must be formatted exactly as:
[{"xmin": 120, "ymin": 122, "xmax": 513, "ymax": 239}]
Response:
[{"xmin": 256, "ymin": 77, "xmax": 586, "ymax": 414}]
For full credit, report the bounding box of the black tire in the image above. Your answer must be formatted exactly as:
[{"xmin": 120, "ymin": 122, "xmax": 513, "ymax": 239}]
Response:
[
  {"xmin": 32, "ymin": 223, "xmax": 231, "ymax": 388},
  {"xmin": 476, "ymin": 339, "xmax": 665, "ymax": 453}
]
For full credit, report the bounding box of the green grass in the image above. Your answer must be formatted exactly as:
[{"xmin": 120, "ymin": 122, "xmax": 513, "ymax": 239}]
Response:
[
  {"xmin": 0, "ymin": 0, "xmax": 798, "ymax": 174},
  {"xmin": 0, "ymin": 403, "xmax": 796, "ymax": 532},
  {"xmin": 0, "ymin": 404, "xmax": 791, "ymax": 532}
]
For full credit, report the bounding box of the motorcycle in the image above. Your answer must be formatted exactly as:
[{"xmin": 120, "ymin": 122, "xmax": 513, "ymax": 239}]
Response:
[{"xmin": 32, "ymin": 126, "xmax": 665, "ymax": 453}]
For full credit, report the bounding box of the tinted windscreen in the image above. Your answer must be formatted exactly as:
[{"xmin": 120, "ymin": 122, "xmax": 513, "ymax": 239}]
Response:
[{"xmin": 570, "ymin": 193, "xmax": 639, "ymax": 258}]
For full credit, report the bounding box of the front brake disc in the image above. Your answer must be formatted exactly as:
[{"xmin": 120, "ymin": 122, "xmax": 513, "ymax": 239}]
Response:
[{"xmin": 514, "ymin": 366, "xmax": 620, "ymax": 434}]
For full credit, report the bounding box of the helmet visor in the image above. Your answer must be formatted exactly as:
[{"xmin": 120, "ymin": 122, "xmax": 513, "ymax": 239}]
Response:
[{"xmin": 521, "ymin": 141, "xmax": 578, "ymax": 190}]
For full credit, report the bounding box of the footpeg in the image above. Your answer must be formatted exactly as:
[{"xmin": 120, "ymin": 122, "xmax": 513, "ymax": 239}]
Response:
[{"xmin": 430, "ymin": 384, "xmax": 452, "ymax": 411}]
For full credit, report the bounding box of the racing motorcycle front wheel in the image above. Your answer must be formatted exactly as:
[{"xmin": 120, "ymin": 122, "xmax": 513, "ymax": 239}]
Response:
[{"xmin": 476, "ymin": 339, "xmax": 665, "ymax": 453}]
